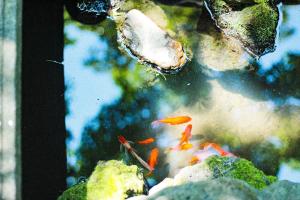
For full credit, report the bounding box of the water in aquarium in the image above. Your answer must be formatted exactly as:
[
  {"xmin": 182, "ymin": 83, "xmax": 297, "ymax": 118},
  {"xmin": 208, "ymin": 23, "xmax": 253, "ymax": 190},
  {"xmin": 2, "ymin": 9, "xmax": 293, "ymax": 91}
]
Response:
[{"xmin": 63, "ymin": 0, "xmax": 300, "ymax": 198}]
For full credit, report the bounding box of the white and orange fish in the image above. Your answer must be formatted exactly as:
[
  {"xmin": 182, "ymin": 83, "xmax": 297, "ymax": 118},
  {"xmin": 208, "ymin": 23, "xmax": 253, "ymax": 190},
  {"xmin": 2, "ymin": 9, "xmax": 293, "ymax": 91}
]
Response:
[
  {"xmin": 190, "ymin": 142, "xmax": 236, "ymax": 165},
  {"xmin": 189, "ymin": 149, "xmax": 219, "ymax": 165},
  {"xmin": 200, "ymin": 142, "xmax": 235, "ymax": 157},
  {"xmin": 118, "ymin": 135, "xmax": 152, "ymax": 171},
  {"xmin": 152, "ymin": 116, "xmax": 192, "ymax": 126}
]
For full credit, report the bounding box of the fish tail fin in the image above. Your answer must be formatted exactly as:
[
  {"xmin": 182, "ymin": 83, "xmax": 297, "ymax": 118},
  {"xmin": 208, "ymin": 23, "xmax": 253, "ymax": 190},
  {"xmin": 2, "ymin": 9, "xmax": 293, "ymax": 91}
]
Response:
[
  {"xmin": 224, "ymin": 152, "xmax": 236, "ymax": 157},
  {"xmin": 189, "ymin": 156, "xmax": 200, "ymax": 165},
  {"xmin": 151, "ymin": 120, "xmax": 161, "ymax": 128},
  {"xmin": 120, "ymin": 144, "xmax": 124, "ymax": 153},
  {"xmin": 145, "ymin": 170, "xmax": 154, "ymax": 177}
]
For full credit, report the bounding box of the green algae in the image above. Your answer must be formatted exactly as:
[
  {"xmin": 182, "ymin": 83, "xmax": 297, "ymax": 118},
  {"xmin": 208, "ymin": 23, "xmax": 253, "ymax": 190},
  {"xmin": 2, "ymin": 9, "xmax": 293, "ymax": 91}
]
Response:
[
  {"xmin": 229, "ymin": 3, "xmax": 278, "ymax": 45},
  {"xmin": 58, "ymin": 183, "xmax": 87, "ymax": 200},
  {"xmin": 206, "ymin": 156, "xmax": 277, "ymax": 189},
  {"xmin": 58, "ymin": 160, "xmax": 145, "ymax": 200},
  {"xmin": 206, "ymin": 0, "xmax": 279, "ymax": 56}
]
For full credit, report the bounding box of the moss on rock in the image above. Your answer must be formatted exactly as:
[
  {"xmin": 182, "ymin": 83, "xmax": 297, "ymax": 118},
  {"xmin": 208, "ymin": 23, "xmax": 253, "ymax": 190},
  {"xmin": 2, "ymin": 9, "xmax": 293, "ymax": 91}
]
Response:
[
  {"xmin": 206, "ymin": 156, "xmax": 277, "ymax": 189},
  {"xmin": 148, "ymin": 155, "xmax": 276, "ymax": 196},
  {"xmin": 223, "ymin": 3, "xmax": 278, "ymax": 51},
  {"xmin": 58, "ymin": 182, "xmax": 87, "ymax": 200},
  {"xmin": 205, "ymin": 0, "xmax": 279, "ymax": 56},
  {"xmin": 58, "ymin": 160, "xmax": 145, "ymax": 200}
]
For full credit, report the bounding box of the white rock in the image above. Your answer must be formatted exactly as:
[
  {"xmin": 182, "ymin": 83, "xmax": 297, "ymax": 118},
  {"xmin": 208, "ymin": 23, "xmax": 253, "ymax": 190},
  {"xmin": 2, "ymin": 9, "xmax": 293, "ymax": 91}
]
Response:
[
  {"xmin": 148, "ymin": 178, "xmax": 175, "ymax": 196},
  {"xmin": 119, "ymin": 9, "xmax": 187, "ymax": 73},
  {"xmin": 148, "ymin": 161, "xmax": 213, "ymax": 196},
  {"xmin": 173, "ymin": 161, "xmax": 213, "ymax": 184}
]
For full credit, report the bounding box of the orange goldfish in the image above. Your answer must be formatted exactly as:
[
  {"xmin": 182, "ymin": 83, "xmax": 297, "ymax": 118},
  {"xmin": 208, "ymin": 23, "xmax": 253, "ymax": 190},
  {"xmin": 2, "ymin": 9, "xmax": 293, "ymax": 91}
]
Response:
[
  {"xmin": 167, "ymin": 124, "xmax": 193, "ymax": 152},
  {"xmin": 118, "ymin": 135, "xmax": 152, "ymax": 171},
  {"xmin": 180, "ymin": 143, "xmax": 193, "ymax": 150},
  {"xmin": 152, "ymin": 116, "xmax": 192, "ymax": 126},
  {"xmin": 137, "ymin": 138, "xmax": 155, "ymax": 145},
  {"xmin": 190, "ymin": 156, "xmax": 200, "ymax": 165},
  {"xmin": 189, "ymin": 149, "xmax": 219, "ymax": 165},
  {"xmin": 148, "ymin": 148, "xmax": 159, "ymax": 171},
  {"xmin": 168, "ymin": 143, "xmax": 193, "ymax": 152},
  {"xmin": 200, "ymin": 142, "xmax": 235, "ymax": 157},
  {"xmin": 179, "ymin": 124, "xmax": 192, "ymax": 145}
]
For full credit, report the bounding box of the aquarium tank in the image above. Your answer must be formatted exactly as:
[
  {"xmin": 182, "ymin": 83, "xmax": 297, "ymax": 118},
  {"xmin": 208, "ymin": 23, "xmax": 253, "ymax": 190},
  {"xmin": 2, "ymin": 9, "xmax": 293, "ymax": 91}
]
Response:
[{"xmin": 59, "ymin": 0, "xmax": 300, "ymax": 199}]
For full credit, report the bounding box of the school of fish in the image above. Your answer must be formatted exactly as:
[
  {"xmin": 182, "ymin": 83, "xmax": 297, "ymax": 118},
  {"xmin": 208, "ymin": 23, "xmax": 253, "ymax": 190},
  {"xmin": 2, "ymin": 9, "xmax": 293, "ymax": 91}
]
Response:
[{"xmin": 118, "ymin": 115, "xmax": 235, "ymax": 174}]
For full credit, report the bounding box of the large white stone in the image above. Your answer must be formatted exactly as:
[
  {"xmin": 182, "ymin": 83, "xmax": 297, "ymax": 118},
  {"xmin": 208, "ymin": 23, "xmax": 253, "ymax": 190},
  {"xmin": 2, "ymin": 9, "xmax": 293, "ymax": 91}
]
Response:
[{"xmin": 119, "ymin": 9, "xmax": 187, "ymax": 73}]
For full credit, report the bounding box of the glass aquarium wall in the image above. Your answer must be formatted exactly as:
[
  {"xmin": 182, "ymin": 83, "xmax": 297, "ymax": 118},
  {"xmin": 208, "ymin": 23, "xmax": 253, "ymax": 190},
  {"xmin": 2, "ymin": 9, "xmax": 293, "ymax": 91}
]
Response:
[{"xmin": 63, "ymin": 0, "xmax": 300, "ymax": 186}]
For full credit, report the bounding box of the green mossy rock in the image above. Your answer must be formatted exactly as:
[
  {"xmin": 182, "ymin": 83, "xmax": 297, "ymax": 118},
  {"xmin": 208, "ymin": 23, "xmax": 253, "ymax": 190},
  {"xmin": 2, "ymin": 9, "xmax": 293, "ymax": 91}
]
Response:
[
  {"xmin": 147, "ymin": 155, "xmax": 276, "ymax": 196},
  {"xmin": 206, "ymin": 156, "xmax": 277, "ymax": 189},
  {"xmin": 205, "ymin": 0, "xmax": 279, "ymax": 56},
  {"xmin": 129, "ymin": 179, "xmax": 300, "ymax": 200},
  {"xmin": 136, "ymin": 178, "xmax": 300, "ymax": 200},
  {"xmin": 58, "ymin": 182, "xmax": 88, "ymax": 200},
  {"xmin": 57, "ymin": 160, "xmax": 145, "ymax": 200}
]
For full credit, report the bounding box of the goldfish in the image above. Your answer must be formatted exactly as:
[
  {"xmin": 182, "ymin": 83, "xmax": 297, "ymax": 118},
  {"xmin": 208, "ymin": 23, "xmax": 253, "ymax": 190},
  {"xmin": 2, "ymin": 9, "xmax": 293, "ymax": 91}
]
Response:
[
  {"xmin": 167, "ymin": 124, "xmax": 193, "ymax": 152},
  {"xmin": 180, "ymin": 143, "xmax": 193, "ymax": 150},
  {"xmin": 118, "ymin": 135, "xmax": 152, "ymax": 171},
  {"xmin": 189, "ymin": 149, "xmax": 219, "ymax": 165},
  {"xmin": 200, "ymin": 142, "xmax": 235, "ymax": 157},
  {"xmin": 179, "ymin": 124, "xmax": 192, "ymax": 145},
  {"xmin": 190, "ymin": 142, "xmax": 236, "ymax": 165},
  {"xmin": 137, "ymin": 138, "xmax": 155, "ymax": 145},
  {"xmin": 148, "ymin": 148, "xmax": 159, "ymax": 171},
  {"xmin": 152, "ymin": 116, "xmax": 192, "ymax": 126},
  {"xmin": 190, "ymin": 156, "xmax": 200, "ymax": 165},
  {"xmin": 167, "ymin": 143, "xmax": 193, "ymax": 152}
]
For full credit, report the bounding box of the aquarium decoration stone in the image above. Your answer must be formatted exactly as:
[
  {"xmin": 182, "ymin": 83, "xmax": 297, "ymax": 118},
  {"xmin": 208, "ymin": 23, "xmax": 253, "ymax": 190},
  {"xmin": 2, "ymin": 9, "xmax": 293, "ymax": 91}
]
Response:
[
  {"xmin": 118, "ymin": 9, "xmax": 187, "ymax": 74},
  {"xmin": 147, "ymin": 178, "xmax": 259, "ymax": 200},
  {"xmin": 148, "ymin": 156, "xmax": 276, "ymax": 195},
  {"xmin": 130, "ymin": 179, "xmax": 300, "ymax": 200},
  {"xmin": 77, "ymin": 0, "xmax": 110, "ymax": 15},
  {"xmin": 204, "ymin": 0, "xmax": 279, "ymax": 57},
  {"xmin": 128, "ymin": 156, "xmax": 300, "ymax": 200},
  {"xmin": 57, "ymin": 183, "xmax": 87, "ymax": 200},
  {"xmin": 65, "ymin": 0, "xmax": 110, "ymax": 24},
  {"xmin": 57, "ymin": 160, "xmax": 145, "ymax": 200},
  {"xmin": 70, "ymin": 0, "xmax": 282, "ymax": 73},
  {"xmin": 260, "ymin": 180, "xmax": 300, "ymax": 200},
  {"xmin": 206, "ymin": 156, "xmax": 277, "ymax": 189}
]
